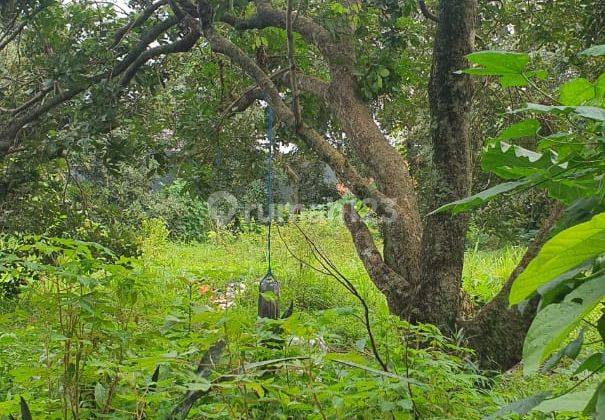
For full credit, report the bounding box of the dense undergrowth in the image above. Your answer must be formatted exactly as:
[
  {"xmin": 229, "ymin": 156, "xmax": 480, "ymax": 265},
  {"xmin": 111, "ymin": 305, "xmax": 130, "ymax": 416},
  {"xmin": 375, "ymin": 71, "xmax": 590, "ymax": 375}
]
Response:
[{"xmin": 0, "ymin": 216, "xmax": 597, "ymax": 418}]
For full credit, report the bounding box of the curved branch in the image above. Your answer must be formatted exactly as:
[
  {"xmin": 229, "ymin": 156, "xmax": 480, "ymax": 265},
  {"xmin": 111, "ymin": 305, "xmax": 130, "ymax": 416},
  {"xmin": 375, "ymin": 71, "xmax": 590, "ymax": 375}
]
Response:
[
  {"xmin": 119, "ymin": 28, "xmax": 201, "ymax": 86},
  {"xmin": 110, "ymin": 0, "xmax": 170, "ymax": 48},
  {"xmin": 343, "ymin": 203, "xmax": 413, "ymax": 313},
  {"xmin": 0, "ymin": 15, "xmax": 184, "ymax": 154},
  {"xmin": 220, "ymin": 0, "xmax": 338, "ymax": 62},
  {"xmin": 0, "ymin": 85, "xmax": 52, "ymax": 116},
  {"xmin": 0, "ymin": 1, "xmax": 51, "ymax": 52},
  {"xmin": 418, "ymin": 0, "xmax": 438, "ymax": 22},
  {"xmin": 218, "ymin": 70, "xmax": 328, "ymax": 127},
  {"xmin": 198, "ymin": 5, "xmax": 402, "ymax": 219},
  {"xmin": 112, "ymin": 15, "xmax": 180, "ymax": 76}
]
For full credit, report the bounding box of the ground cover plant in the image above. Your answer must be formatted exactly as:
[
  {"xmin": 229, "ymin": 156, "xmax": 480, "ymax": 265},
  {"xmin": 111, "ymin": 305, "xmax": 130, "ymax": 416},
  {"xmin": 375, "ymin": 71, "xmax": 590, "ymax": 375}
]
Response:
[
  {"xmin": 1, "ymin": 0, "xmax": 604, "ymax": 418},
  {"xmin": 0, "ymin": 217, "xmax": 597, "ymax": 418}
]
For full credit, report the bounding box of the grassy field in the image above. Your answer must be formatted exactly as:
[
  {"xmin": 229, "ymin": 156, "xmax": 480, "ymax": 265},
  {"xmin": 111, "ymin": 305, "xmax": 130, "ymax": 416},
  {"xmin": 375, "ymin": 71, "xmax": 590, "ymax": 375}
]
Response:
[{"xmin": 0, "ymin": 218, "xmax": 595, "ymax": 418}]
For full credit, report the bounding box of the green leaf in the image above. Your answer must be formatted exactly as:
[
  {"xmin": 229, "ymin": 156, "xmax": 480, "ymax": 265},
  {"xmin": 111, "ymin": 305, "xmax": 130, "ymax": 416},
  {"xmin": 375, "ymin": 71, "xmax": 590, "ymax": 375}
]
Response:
[
  {"xmin": 596, "ymin": 73, "xmax": 605, "ymax": 98},
  {"xmin": 573, "ymin": 106, "xmax": 605, "ymax": 121},
  {"xmin": 466, "ymin": 51, "xmax": 529, "ymax": 74},
  {"xmin": 537, "ymin": 266, "xmax": 593, "ymax": 310},
  {"xmin": 510, "ymin": 212, "xmax": 605, "ymax": 304},
  {"xmin": 500, "ymin": 73, "xmax": 528, "ymax": 87},
  {"xmin": 584, "ymin": 380, "xmax": 605, "ymax": 417},
  {"xmin": 522, "ymin": 276, "xmax": 605, "ymax": 374},
  {"xmin": 533, "ymin": 390, "xmax": 594, "ymax": 413},
  {"xmin": 482, "ymin": 141, "xmax": 557, "ymax": 180},
  {"xmin": 580, "ymin": 45, "xmax": 605, "ymax": 56},
  {"xmin": 574, "ymin": 352, "xmax": 604, "ymax": 375},
  {"xmin": 539, "ymin": 329, "xmax": 584, "ymax": 372},
  {"xmin": 429, "ymin": 181, "xmax": 527, "ymax": 215},
  {"xmin": 598, "ymin": 311, "xmax": 605, "ymax": 342},
  {"xmin": 496, "ymin": 119, "xmax": 541, "ymax": 141},
  {"xmin": 94, "ymin": 382, "xmax": 108, "ymax": 408},
  {"xmin": 517, "ymin": 103, "xmax": 570, "ymax": 114},
  {"xmin": 488, "ymin": 392, "xmax": 550, "ymax": 419},
  {"xmin": 378, "ymin": 68, "xmax": 390, "ymax": 77},
  {"xmin": 559, "ymin": 78, "xmax": 595, "ymax": 106},
  {"xmin": 463, "ymin": 51, "xmax": 530, "ymax": 87},
  {"xmin": 517, "ymin": 103, "xmax": 605, "ymax": 121}
]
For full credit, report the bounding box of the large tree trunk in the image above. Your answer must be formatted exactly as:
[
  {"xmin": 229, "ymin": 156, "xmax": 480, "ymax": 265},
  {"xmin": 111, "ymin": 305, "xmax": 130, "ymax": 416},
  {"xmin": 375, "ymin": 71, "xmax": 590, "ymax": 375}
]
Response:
[{"xmin": 412, "ymin": 0, "xmax": 476, "ymax": 332}]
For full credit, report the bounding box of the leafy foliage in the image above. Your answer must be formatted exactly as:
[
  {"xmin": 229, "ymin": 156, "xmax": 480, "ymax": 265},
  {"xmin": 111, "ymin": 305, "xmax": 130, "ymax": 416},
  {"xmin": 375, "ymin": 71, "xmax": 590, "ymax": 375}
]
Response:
[
  {"xmin": 0, "ymin": 223, "xmax": 505, "ymax": 418},
  {"xmin": 439, "ymin": 45, "xmax": 605, "ymax": 417}
]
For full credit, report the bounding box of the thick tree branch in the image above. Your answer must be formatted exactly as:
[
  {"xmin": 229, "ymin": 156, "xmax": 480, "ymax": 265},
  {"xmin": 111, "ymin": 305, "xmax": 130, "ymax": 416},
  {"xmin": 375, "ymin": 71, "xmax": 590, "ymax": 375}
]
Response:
[
  {"xmin": 0, "ymin": 1, "xmax": 50, "ymax": 52},
  {"xmin": 418, "ymin": 0, "xmax": 438, "ymax": 22},
  {"xmin": 197, "ymin": 6, "xmax": 402, "ymax": 219},
  {"xmin": 220, "ymin": 0, "xmax": 338, "ymax": 62},
  {"xmin": 0, "ymin": 15, "xmax": 184, "ymax": 154},
  {"xmin": 343, "ymin": 204, "xmax": 414, "ymax": 315},
  {"xmin": 110, "ymin": 0, "xmax": 170, "ymax": 49}
]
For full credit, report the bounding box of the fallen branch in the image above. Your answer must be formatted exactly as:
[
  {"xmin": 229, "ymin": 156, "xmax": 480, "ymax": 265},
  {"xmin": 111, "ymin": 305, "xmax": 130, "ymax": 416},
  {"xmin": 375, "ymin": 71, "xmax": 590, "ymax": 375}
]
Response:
[{"xmin": 169, "ymin": 339, "xmax": 226, "ymax": 419}]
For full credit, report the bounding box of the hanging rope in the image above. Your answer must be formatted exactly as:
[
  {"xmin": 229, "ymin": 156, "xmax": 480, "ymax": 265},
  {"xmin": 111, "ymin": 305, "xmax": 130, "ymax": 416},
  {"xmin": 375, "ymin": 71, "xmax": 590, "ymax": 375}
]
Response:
[
  {"xmin": 266, "ymin": 106, "xmax": 274, "ymax": 274},
  {"xmin": 258, "ymin": 105, "xmax": 280, "ymax": 319}
]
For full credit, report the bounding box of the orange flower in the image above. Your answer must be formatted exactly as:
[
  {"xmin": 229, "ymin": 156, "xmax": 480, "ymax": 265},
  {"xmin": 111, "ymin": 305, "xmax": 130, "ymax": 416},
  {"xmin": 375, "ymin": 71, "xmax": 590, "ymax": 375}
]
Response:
[
  {"xmin": 198, "ymin": 284, "xmax": 211, "ymax": 295},
  {"xmin": 336, "ymin": 182, "xmax": 349, "ymax": 197}
]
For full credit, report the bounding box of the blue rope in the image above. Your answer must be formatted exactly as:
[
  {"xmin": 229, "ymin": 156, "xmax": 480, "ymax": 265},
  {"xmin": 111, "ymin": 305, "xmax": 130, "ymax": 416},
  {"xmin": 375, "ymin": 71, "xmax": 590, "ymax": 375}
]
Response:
[{"xmin": 265, "ymin": 106, "xmax": 274, "ymax": 274}]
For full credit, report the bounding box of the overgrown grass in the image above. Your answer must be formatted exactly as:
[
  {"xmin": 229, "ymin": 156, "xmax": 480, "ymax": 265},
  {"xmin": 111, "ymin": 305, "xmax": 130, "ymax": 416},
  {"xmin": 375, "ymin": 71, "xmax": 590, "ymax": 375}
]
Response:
[
  {"xmin": 0, "ymin": 218, "xmax": 596, "ymax": 418},
  {"xmin": 462, "ymin": 246, "xmax": 525, "ymax": 304}
]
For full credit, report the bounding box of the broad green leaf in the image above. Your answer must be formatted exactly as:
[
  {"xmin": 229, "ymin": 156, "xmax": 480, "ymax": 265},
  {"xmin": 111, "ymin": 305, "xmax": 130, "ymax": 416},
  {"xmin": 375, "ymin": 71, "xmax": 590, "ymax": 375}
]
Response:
[
  {"xmin": 430, "ymin": 180, "xmax": 527, "ymax": 215},
  {"xmin": 573, "ymin": 106, "xmax": 605, "ymax": 121},
  {"xmin": 94, "ymin": 382, "xmax": 108, "ymax": 407},
  {"xmin": 539, "ymin": 329, "xmax": 583, "ymax": 372},
  {"xmin": 580, "ymin": 45, "xmax": 605, "ymax": 56},
  {"xmin": 488, "ymin": 392, "xmax": 550, "ymax": 419},
  {"xmin": 537, "ymin": 259, "xmax": 594, "ymax": 309},
  {"xmin": 574, "ymin": 352, "xmax": 604, "ymax": 375},
  {"xmin": 596, "ymin": 73, "xmax": 605, "ymax": 98},
  {"xmin": 510, "ymin": 212, "xmax": 605, "ymax": 304},
  {"xmin": 584, "ymin": 380, "xmax": 605, "ymax": 417},
  {"xmin": 558, "ymin": 78, "xmax": 595, "ymax": 106},
  {"xmin": 463, "ymin": 51, "xmax": 530, "ymax": 86},
  {"xmin": 466, "ymin": 51, "xmax": 529, "ymax": 74},
  {"xmin": 517, "ymin": 103, "xmax": 605, "ymax": 121},
  {"xmin": 533, "ymin": 390, "xmax": 594, "ymax": 413},
  {"xmin": 500, "ymin": 73, "xmax": 528, "ymax": 87},
  {"xmin": 522, "ymin": 276, "xmax": 605, "ymax": 374},
  {"xmin": 482, "ymin": 141, "xmax": 557, "ymax": 180},
  {"xmin": 496, "ymin": 119, "xmax": 541, "ymax": 141}
]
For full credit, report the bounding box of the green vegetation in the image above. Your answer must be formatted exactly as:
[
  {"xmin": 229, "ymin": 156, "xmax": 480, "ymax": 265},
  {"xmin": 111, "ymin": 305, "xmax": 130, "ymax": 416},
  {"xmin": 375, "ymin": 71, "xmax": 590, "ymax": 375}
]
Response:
[
  {"xmin": 0, "ymin": 218, "xmax": 595, "ymax": 418},
  {"xmin": 1, "ymin": 0, "xmax": 604, "ymax": 418}
]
